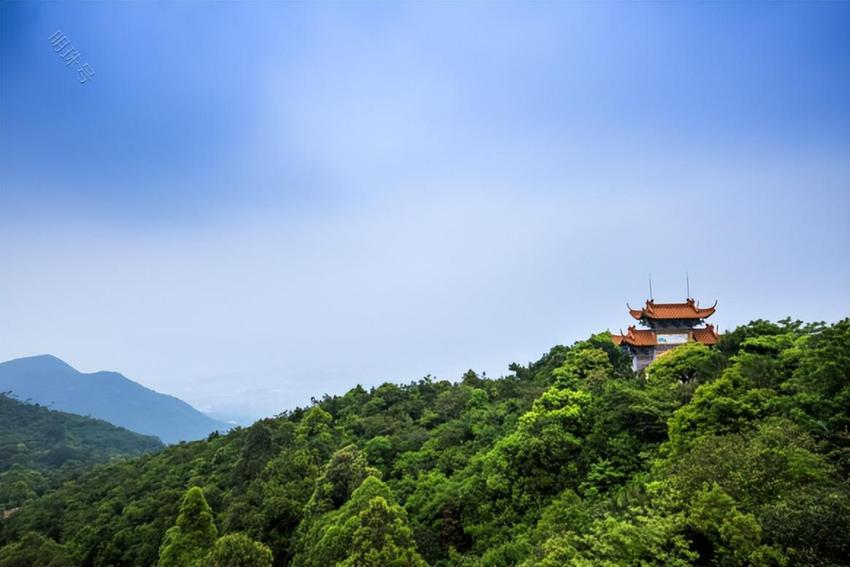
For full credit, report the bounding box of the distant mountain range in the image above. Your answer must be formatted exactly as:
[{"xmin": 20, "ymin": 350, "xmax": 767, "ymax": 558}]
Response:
[{"xmin": 0, "ymin": 355, "xmax": 230, "ymax": 444}]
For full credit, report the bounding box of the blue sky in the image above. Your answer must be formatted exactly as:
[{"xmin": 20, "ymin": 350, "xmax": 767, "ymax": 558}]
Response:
[{"xmin": 1, "ymin": 2, "xmax": 848, "ymax": 422}]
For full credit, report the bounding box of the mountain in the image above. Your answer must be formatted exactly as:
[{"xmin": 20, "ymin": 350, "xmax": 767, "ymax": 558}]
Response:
[
  {"xmin": 0, "ymin": 355, "xmax": 230, "ymax": 444},
  {"xmin": 0, "ymin": 319, "xmax": 847, "ymax": 566},
  {"xmin": 0, "ymin": 394, "xmax": 163, "ymax": 509}
]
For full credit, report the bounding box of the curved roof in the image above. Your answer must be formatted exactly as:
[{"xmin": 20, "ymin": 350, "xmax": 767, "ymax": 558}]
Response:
[
  {"xmin": 612, "ymin": 324, "xmax": 720, "ymax": 347},
  {"xmin": 628, "ymin": 298, "xmax": 716, "ymax": 321},
  {"xmin": 612, "ymin": 326, "xmax": 657, "ymax": 346},
  {"xmin": 692, "ymin": 325, "xmax": 720, "ymax": 345}
]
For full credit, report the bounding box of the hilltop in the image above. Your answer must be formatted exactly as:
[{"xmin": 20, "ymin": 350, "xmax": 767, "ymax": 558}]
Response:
[{"xmin": 0, "ymin": 319, "xmax": 847, "ymax": 566}]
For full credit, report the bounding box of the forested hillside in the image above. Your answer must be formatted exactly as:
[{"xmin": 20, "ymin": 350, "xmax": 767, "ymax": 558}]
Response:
[
  {"xmin": 0, "ymin": 395, "xmax": 163, "ymax": 511},
  {"xmin": 0, "ymin": 355, "xmax": 230, "ymax": 444},
  {"xmin": 1, "ymin": 319, "xmax": 848, "ymax": 566}
]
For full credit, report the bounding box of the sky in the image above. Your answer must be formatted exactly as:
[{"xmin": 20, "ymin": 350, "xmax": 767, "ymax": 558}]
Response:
[{"xmin": 1, "ymin": 2, "xmax": 848, "ymax": 423}]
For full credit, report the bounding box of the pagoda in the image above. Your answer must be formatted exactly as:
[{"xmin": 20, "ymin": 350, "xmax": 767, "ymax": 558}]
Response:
[{"xmin": 611, "ymin": 298, "xmax": 719, "ymax": 371}]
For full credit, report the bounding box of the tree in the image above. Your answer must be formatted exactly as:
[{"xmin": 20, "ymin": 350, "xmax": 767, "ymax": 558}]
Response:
[
  {"xmin": 234, "ymin": 422, "xmax": 274, "ymax": 480},
  {"xmin": 295, "ymin": 407, "xmax": 335, "ymax": 462},
  {"xmin": 716, "ymin": 318, "xmax": 805, "ymax": 357},
  {"xmin": 0, "ymin": 531, "xmax": 72, "ymax": 567},
  {"xmin": 202, "ymin": 533, "xmax": 272, "ymax": 567},
  {"xmin": 687, "ymin": 483, "xmax": 763, "ymax": 566},
  {"xmin": 645, "ymin": 342, "xmax": 724, "ymax": 402},
  {"xmin": 484, "ymin": 386, "xmax": 592, "ymax": 504},
  {"xmin": 341, "ymin": 496, "xmax": 427, "ymax": 567},
  {"xmin": 305, "ymin": 445, "xmax": 380, "ymax": 515},
  {"xmin": 158, "ymin": 486, "xmax": 218, "ymax": 567},
  {"xmin": 292, "ymin": 476, "xmax": 425, "ymax": 567},
  {"xmin": 552, "ymin": 345, "xmax": 614, "ymax": 389}
]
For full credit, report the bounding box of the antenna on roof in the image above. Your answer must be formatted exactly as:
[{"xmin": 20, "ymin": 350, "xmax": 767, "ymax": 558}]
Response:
[
  {"xmin": 648, "ymin": 273, "xmax": 654, "ymax": 300},
  {"xmin": 686, "ymin": 272, "xmax": 690, "ymax": 300}
]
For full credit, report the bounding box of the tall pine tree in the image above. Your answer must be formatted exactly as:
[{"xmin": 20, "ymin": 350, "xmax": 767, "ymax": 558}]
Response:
[
  {"xmin": 342, "ymin": 496, "xmax": 426, "ymax": 567},
  {"xmin": 158, "ymin": 487, "xmax": 218, "ymax": 567}
]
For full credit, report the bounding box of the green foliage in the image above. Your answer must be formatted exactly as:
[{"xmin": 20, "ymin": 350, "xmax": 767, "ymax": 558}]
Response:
[
  {"xmin": 0, "ymin": 394, "xmax": 162, "ymax": 508},
  {"xmin": 557, "ymin": 508, "xmax": 697, "ymax": 566},
  {"xmin": 1, "ymin": 319, "xmax": 848, "ymax": 566},
  {"xmin": 716, "ymin": 318, "xmax": 818, "ymax": 357},
  {"xmin": 553, "ymin": 343, "xmax": 615, "ymax": 389},
  {"xmin": 202, "ymin": 533, "xmax": 272, "ymax": 567},
  {"xmin": 158, "ymin": 487, "xmax": 218, "ymax": 567},
  {"xmin": 293, "ymin": 476, "xmax": 400, "ymax": 566},
  {"xmin": 645, "ymin": 342, "xmax": 725, "ymax": 401},
  {"xmin": 478, "ymin": 385, "xmax": 591, "ymax": 518},
  {"xmin": 687, "ymin": 483, "xmax": 763, "ymax": 566},
  {"xmin": 305, "ymin": 445, "xmax": 381, "ymax": 515},
  {"xmin": 0, "ymin": 531, "xmax": 72, "ymax": 567},
  {"xmin": 342, "ymin": 495, "xmax": 427, "ymax": 566}
]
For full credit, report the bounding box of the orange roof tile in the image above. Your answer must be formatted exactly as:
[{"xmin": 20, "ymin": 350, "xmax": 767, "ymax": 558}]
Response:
[
  {"xmin": 629, "ymin": 298, "xmax": 716, "ymax": 321},
  {"xmin": 611, "ymin": 324, "xmax": 720, "ymax": 347},
  {"xmin": 692, "ymin": 324, "xmax": 720, "ymax": 345},
  {"xmin": 612, "ymin": 326, "xmax": 658, "ymax": 347}
]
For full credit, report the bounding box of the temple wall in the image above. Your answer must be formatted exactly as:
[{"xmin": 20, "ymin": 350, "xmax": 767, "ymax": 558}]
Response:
[
  {"xmin": 634, "ymin": 349, "xmax": 655, "ymax": 371},
  {"xmin": 645, "ymin": 319, "xmax": 701, "ymax": 330}
]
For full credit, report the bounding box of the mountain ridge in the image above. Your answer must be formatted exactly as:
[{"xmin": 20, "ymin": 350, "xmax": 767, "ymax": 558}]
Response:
[
  {"xmin": 0, "ymin": 354, "xmax": 230, "ymax": 444},
  {"xmin": 0, "ymin": 320, "xmax": 848, "ymax": 566}
]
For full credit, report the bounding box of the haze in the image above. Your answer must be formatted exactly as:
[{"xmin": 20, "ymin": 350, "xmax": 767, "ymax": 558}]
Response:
[{"xmin": 1, "ymin": 2, "xmax": 848, "ymax": 423}]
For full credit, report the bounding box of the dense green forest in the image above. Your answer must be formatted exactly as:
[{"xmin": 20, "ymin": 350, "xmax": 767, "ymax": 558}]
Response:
[
  {"xmin": 1, "ymin": 319, "xmax": 848, "ymax": 566},
  {"xmin": 0, "ymin": 394, "xmax": 163, "ymax": 511}
]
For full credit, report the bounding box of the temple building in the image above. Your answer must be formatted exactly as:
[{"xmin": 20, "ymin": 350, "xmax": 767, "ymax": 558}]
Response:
[{"xmin": 611, "ymin": 298, "xmax": 719, "ymax": 371}]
